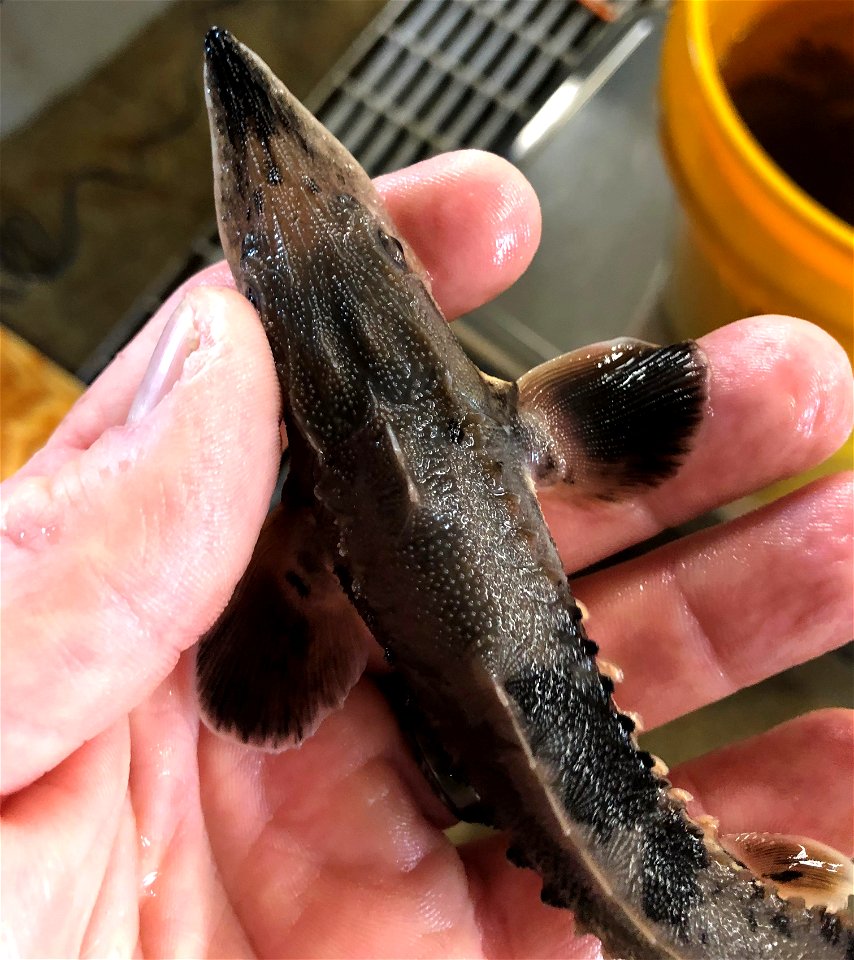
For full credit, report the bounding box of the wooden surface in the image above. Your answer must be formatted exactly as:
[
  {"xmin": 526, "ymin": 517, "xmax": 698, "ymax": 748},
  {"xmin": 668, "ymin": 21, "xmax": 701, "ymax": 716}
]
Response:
[{"xmin": 0, "ymin": 327, "xmax": 82, "ymax": 480}]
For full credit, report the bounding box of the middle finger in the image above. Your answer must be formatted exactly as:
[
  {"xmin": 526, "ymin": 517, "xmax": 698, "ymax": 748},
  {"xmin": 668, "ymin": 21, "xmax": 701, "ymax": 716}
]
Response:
[{"xmin": 573, "ymin": 473, "xmax": 853, "ymax": 730}]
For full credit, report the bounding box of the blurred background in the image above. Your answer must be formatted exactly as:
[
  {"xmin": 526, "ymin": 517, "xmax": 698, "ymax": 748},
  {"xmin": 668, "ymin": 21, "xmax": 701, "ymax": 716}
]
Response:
[{"xmin": 1, "ymin": 0, "xmax": 851, "ymax": 768}]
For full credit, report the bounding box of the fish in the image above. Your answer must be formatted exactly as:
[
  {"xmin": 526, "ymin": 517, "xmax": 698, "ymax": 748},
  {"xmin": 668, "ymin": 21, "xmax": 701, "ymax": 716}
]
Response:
[{"xmin": 197, "ymin": 27, "xmax": 853, "ymax": 960}]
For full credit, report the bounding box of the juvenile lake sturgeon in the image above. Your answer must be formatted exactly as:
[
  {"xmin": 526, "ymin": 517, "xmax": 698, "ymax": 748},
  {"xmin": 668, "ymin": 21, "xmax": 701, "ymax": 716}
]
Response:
[{"xmin": 198, "ymin": 28, "xmax": 853, "ymax": 960}]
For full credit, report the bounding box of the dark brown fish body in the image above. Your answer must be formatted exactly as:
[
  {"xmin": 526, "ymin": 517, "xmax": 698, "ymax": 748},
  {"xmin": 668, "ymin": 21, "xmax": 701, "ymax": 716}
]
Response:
[{"xmin": 198, "ymin": 29, "xmax": 853, "ymax": 960}]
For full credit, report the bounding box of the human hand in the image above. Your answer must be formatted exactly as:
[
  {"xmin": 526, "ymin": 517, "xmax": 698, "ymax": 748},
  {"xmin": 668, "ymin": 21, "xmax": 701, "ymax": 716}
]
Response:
[{"xmin": 2, "ymin": 151, "xmax": 852, "ymax": 959}]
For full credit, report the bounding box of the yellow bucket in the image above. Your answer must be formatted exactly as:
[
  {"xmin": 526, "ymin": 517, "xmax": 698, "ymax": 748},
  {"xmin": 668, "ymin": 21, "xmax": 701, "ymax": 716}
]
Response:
[{"xmin": 659, "ymin": 0, "xmax": 853, "ymax": 484}]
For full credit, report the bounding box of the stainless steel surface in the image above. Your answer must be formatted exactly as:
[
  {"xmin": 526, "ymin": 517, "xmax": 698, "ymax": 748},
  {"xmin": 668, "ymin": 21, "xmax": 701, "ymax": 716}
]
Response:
[
  {"xmin": 456, "ymin": 6, "xmax": 673, "ymax": 376},
  {"xmin": 309, "ymin": 0, "xmax": 632, "ymax": 172}
]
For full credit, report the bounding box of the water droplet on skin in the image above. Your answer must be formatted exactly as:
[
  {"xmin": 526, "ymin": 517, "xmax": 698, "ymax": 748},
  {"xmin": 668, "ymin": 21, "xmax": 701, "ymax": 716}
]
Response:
[
  {"xmin": 493, "ymin": 230, "xmax": 516, "ymax": 267},
  {"xmin": 1, "ymin": 478, "xmax": 62, "ymax": 548},
  {"xmin": 141, "ymin": 870, "xmax": 159, "ymax": 897},
  {"xmin": 156, "ymin": 743, "xmax": 175, "ymax": 778},
  {"xmin": 2, "ymin": 519, "xmax": 58, "ymax": 547}
]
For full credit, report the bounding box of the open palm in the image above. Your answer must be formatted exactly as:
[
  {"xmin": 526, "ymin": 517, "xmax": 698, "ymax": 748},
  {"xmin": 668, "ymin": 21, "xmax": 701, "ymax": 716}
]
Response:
[{"xmin": 2, "ymin": 152, "xmax": 851, "ymax": 959}]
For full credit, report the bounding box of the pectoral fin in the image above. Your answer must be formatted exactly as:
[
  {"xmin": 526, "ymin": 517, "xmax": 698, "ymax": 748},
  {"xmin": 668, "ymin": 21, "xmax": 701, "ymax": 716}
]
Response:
[
  {"xmin": 196, "ymin": 488, "xmax": 369, "ymax": 750},
  {"xmin": 514, "ymin": 339, "xmax": 708, "ymax": 500},
  {"xmin": 720, "ymin": 832, "xmax": 854, "ymax": 913}
]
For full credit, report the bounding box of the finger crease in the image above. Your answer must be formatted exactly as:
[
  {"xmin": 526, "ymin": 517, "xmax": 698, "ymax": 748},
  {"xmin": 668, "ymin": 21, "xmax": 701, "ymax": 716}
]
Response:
[{"xmin": 669, "ymin": 563, "xmax": 737, "ymax": 702}]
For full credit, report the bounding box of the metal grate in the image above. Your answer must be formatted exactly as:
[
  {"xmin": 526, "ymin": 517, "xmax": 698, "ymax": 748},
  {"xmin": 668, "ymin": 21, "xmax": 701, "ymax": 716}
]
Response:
[
  {"xmin": 80, "ymin": 0, "xmax": 639, "ymax": 381},
  {"xmin": 311, "ymin": 0, "xmax": 622, "ymax": 175}
]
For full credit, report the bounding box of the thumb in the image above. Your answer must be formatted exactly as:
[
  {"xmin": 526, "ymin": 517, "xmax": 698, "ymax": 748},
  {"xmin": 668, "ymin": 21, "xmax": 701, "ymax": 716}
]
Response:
[{"xmin": 1, "ymin": 286, "xmax": 281, "ymax": 794}]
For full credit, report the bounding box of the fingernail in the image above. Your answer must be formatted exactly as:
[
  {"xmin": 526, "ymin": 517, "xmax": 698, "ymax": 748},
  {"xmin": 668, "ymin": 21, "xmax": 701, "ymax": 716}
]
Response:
[{"xmin": 126, "ymin": 296, "xmax": 201, "ymax": 424}]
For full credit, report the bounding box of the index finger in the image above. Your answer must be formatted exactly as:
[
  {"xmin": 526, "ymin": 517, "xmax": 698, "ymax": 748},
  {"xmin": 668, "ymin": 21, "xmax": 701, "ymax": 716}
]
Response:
[{"xmin": 19, "ymin": 150, "xmax": 540, "ymax": 475}]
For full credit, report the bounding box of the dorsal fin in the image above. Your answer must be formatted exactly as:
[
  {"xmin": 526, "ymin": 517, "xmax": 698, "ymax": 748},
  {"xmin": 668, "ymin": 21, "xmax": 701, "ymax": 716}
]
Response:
[{"xmin": 511, "ymin": 339, "xmax": 708, "ymax": 500}]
